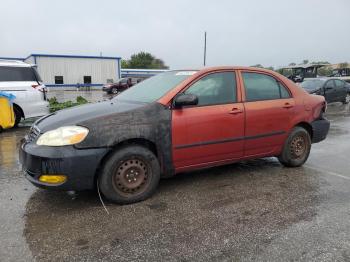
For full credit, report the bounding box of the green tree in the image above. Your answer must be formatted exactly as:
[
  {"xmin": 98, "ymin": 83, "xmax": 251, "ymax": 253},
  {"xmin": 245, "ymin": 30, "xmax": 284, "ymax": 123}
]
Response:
[
  {"xmin": 123, "ymin": 52, "xmax": 169, "ymax": 69},
  {"xmin": 318, "ymin": 66, "xmax": 333, "ymax": 76},
  {"xmin": 121, "ymin": 59, "xmax": 129, "ymax": 69},
  {"xmin": 302, "ymin": 59, "xmax": 309, "ymax": 65},
  {"xmin": 289, "ymin": 62, "xmax": 296, "ymax": 66}
]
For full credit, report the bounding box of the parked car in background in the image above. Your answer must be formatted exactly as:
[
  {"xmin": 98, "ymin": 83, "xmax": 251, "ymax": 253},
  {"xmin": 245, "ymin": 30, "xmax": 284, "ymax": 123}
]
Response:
[
  {"xmin": 20, "ymin": 67, "xmax": 329, "ymax": 204},
  {"xmin": 0, "ymin": 60, "xmax": 49, "ymax": 126},
  {"xmin": 102, "ymin": 78, "xmax": 133, "ymax": 94},
  {"xmin": 300, "ymin": 78, "xmax": 350, "ymax": 104}
]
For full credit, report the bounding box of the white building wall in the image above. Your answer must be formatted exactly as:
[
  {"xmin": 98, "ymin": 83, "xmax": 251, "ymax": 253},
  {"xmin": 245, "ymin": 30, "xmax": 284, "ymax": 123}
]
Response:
[{"xmin": 31, "ymin": 56, "xmax": 120, "ymax": 86}]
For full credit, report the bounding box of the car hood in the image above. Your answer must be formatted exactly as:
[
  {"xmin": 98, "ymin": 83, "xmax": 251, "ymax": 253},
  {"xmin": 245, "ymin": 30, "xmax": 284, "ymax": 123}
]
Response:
[{"xmin": 35, "ymin": 100, "xmax": 147, "ymax": 133}]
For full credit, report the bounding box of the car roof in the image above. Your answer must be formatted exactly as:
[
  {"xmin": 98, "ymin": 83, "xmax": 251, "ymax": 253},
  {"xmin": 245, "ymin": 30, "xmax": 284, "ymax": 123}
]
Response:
[{"xmin": 0, "ymin": 59, "xmax": 32, "ymax": 67}]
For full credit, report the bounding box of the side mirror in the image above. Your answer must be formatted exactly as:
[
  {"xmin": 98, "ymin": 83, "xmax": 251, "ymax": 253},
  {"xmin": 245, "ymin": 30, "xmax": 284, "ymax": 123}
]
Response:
[{"xmin": 174, "ymin": 93, "xmax": 198, "ymax": 108}]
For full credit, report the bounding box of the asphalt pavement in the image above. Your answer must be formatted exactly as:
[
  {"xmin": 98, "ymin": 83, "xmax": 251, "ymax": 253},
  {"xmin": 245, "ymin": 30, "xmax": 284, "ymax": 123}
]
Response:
[{"xmin": 0, "ymin": 100, "xmax": 349, "ymax": 262}]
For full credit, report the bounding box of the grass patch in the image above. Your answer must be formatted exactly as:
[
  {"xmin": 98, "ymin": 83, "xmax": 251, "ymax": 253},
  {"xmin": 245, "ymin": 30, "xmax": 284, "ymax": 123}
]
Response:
[{"xmin": 49, "ymin": 96, "xmax": 89, "ymax": 113}]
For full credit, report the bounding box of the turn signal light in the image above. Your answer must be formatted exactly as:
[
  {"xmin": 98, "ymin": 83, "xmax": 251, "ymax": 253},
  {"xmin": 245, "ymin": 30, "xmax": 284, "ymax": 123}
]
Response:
[{"xmin": 39, "ymin": 175, "xmax": 67, "ymax": 184}]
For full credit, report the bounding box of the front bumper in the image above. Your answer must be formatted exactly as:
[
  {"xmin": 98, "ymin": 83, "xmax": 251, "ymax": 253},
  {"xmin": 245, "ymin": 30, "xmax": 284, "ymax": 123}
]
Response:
[
  {"xmin": 19, "ymin": 140, "xmax": 109, "ymax": 191},
  {"xmin": 311, "ymin": 118, "xmax": 330, "ymax": 143},
  {"xmin": 102, "ymin": 86, "xmax": 111, "ymax": 92}
]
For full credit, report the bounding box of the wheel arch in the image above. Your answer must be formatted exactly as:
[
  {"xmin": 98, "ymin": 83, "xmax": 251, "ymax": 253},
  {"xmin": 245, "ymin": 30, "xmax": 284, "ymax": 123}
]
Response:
[
  {"xmin": 93, "ymin": 138, "xmax": 159, "ymax": 188},
  {"xmin": 295, "ymin": 122, "xmax": 313, "ymax": 140},
  {"xmin": 13, "ymin": 103, "xmax": 25, "ymax": 118}
]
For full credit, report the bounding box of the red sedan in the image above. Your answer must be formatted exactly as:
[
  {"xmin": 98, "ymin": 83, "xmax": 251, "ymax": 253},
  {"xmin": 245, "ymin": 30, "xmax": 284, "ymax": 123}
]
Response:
[{"xmin": 20, "ymin": 67, "xmax": 329, "ymax": 204}]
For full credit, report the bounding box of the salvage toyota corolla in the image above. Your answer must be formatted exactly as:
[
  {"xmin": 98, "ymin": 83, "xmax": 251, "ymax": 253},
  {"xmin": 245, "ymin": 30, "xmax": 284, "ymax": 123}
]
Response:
[{"xmin": 20, "ymin": 67, "xmax": 330, "ymax": 204}]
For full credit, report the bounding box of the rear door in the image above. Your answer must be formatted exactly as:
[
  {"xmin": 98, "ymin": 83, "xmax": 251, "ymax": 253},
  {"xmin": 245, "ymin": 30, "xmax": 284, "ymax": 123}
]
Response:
[
  {"xmin": 241, "ymin": 71, "xmax": 294, "ymax": 157},
  {"xmin": 172, "ymin": 71, "xmax": 245, "ymax": 169}
]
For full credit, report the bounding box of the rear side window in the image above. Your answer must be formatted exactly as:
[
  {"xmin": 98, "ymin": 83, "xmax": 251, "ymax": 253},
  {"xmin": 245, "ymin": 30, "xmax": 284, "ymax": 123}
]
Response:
[
  {"xmin": 184, "ymin": 72, "xmax": 237, "ymax": 106},
  {"xmin": 0, "ymin": 66, "xmax": 39, "ymax": 82},
  {"xmin": 242, "ymin": 72, "xmax": 290, "ymax": 101}
]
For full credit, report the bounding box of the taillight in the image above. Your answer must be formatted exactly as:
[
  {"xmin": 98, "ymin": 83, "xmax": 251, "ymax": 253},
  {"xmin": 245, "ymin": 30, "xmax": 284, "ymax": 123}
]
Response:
[{"xmin": 32, "ymin": 84, "xmax": 46, "ymax": 92}]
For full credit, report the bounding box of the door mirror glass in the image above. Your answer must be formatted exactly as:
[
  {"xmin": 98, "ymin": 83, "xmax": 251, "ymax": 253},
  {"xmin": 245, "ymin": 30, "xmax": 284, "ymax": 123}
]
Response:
[{"xmin": 174, "ymin": 93, "xmax": 198, "ymax": 107}]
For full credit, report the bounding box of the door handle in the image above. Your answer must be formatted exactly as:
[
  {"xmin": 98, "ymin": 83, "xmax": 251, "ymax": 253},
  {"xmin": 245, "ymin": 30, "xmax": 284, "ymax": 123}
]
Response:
[
  {"xmin": 283, "ymin": 102, "xmax": 293, "ymax": 109},
  {"xmin": 229, "ymin": 107, "xmax": 243, "ymax": 114}
]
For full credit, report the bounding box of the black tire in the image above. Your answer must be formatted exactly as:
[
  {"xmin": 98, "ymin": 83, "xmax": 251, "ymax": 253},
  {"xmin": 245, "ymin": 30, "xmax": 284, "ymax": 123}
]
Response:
[
  {"xmin": 99, "ymin": 145, "xmax": 160, "ymax": 204},
  {"xmin": 278, "ymin": 127, "xmax": 311, "ymax": 167},
  {"xmin": 13, "ymin": 106, "xmax": 22, "ymax": 127}
]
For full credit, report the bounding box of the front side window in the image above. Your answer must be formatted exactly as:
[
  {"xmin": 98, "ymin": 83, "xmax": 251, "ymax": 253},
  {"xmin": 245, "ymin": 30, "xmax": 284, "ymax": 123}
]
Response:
[
  {"xmin": 184, "ymin": 72, "xmax": 236, "ymax": 106},
  {"xmin": 242, "ymin": 72, "xmax": 290, "ymax": 101},
  {"xmin": 325, "ymin": 80, "xmax": 335, "ymax": 89},
  {"xmin": 54, "ymin": 76, "xmax": 64, "ymax": 84},
  {"xmin": 334, "ymin": 79, "xmax": 344, "ymax": 88}
]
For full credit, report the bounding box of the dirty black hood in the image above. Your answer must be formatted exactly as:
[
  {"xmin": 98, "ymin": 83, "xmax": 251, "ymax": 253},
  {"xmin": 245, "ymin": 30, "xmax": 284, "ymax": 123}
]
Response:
[
  {"xmin": 35, "ymin": 100, "xmax": 147, "ymax": 133},
  {"xmin": 33, "ymin": 100, "xmax": 174, "ymax": 177}
]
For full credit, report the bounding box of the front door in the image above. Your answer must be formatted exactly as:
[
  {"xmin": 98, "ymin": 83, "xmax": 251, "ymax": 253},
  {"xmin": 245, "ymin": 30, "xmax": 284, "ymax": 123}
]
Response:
[
  {"xmin": 172, "ymin": 71, "xmax": 245, "ymax": 169},
  {"xmin": 324, "ymin": 80, "xmax": 337, "ymax": 103},
  {"xmin": 241, "ymin": 71, "xmax": 294, "ymax": 157}
]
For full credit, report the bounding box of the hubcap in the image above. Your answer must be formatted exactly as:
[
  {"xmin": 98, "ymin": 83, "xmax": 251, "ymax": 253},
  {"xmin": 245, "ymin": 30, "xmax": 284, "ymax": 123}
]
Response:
[
  {"xmin": 290, "ymin": 135, "xmax": 307, "ymax": 159},
  {"xmin": 113, "ymin": 159, "xmax": 149, "ymax": 196}
]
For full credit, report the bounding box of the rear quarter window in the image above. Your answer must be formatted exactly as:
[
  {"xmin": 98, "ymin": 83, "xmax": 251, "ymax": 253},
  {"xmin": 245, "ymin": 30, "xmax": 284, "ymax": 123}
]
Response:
[{"xmin": 0, "ymin": 66, "xmax": 38, "ymax": 82}]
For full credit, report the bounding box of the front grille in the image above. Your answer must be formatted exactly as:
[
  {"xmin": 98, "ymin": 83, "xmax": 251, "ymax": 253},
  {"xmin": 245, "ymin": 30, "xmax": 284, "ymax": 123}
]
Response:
[{"xmin": 27, "ymin": 125, "xmax": 41, "ymax": 143}]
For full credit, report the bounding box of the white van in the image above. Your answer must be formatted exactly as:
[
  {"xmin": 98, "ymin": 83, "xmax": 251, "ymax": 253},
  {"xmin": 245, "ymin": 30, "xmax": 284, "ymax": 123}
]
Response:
[{"xmin": 0, "ymin": 60, "xmax": 49, "ymax": 126}]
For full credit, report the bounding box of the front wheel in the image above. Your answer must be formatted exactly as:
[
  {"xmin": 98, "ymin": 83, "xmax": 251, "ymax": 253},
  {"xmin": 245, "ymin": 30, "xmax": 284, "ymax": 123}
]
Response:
[
  {"xmin": 99, "ymin": 145, "xmax": 160, "ymax": 204},
  {"xmin": 278, "ymin": 127, "xmax": 311, "ymax": 167},
  {"xmin": 111, "ymin": 87, "xmax": 119, "ymax": 94}
]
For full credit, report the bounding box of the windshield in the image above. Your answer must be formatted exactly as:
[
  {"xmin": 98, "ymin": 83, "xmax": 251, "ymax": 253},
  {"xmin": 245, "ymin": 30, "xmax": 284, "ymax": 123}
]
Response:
[
  {"xmin": 0, "ymin": 66, "xmax": 40, "ymax": 82},
  {"xmin": 114, "ymin": 71, "xmax": 197, "ymax": 103},
  {"xmin": 300, "ymin": 79, "xmax": 325, "ymax": 90},
  {"xmin": 116, "ymin": 78, "xmax": 126, "ymax": 83}
]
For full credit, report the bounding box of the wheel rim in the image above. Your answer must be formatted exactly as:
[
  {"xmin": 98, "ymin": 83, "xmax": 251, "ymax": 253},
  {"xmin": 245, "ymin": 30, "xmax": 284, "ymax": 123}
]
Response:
[
  {"xmin": 112, "ymin": 158, "xmax": 150, "ymax": 197},
  {"xmin": 290, "ymin": 134, "xmax": 307, "ymax": 159},
  {"xmin": 112, "ymin": 88, "xmax": 118, "ymax": 94}
]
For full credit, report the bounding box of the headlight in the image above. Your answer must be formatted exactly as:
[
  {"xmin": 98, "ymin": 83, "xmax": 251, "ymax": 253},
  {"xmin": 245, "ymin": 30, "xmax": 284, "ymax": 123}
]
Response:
[{"xmin": 36, "ymin": 126, "xmax": 89, "ymax": 146}]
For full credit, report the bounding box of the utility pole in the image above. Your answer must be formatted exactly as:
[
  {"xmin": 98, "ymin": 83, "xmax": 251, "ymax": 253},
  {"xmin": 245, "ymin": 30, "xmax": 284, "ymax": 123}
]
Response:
[{"xmin": 203, "ymin": 31, "xmax": 207, "ymax": 67}]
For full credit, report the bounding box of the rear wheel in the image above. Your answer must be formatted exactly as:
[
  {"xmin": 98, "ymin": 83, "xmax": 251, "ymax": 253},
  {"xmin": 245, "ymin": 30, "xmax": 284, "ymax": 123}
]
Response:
[
  {"xmin": 99, "ymin": 145, "xmax": 160, "ymax": 204},
  {"xmin": 278, "ymin": 127, "xmax": 311, "ymax": 167},
  {"xmin": 13, "ymin": 106, "xmax": 22, "ymax": 127}
]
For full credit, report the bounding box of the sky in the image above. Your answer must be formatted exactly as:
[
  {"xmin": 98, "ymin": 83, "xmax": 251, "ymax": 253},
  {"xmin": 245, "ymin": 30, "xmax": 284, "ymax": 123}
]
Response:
[{"xmin": 1, "ymin": 0, "xmax": 349, "ymax": 69}]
